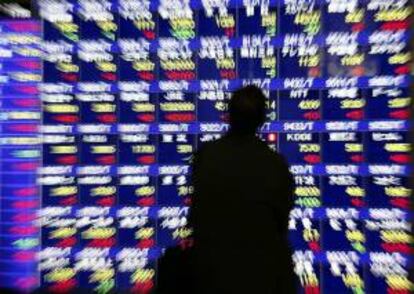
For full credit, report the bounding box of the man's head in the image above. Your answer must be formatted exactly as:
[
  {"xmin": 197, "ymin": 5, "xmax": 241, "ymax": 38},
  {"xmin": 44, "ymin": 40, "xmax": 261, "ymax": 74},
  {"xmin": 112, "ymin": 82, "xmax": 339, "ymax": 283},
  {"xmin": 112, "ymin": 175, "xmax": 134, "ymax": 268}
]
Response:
[{"xmin": 228, "ymin": 85, "xmax": 267, "ymax": 134}]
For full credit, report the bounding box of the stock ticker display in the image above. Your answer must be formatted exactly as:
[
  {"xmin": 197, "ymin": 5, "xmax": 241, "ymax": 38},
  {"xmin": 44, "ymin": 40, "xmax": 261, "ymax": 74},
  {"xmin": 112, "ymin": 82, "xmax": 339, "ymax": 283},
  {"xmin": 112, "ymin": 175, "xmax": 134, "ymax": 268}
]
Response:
[
  {"xmin": 0, "ymin": 19, "xmax": 42, "ymax": 290},
  {"xmin": 1, "ymin": 0, "xmax": 413, "ymax": 293}
]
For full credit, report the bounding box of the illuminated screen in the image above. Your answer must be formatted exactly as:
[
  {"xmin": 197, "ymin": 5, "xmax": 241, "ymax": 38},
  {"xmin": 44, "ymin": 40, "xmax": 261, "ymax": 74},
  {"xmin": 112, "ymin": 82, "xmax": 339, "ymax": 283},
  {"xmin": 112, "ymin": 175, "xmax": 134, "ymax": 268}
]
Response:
[
  {"xmin": 1, "ymin": 0, "xmax": 412, "ymax": 293},
  {"xmin": 0, "ymin": 19, "xmax": 42, "ymax": 290}
]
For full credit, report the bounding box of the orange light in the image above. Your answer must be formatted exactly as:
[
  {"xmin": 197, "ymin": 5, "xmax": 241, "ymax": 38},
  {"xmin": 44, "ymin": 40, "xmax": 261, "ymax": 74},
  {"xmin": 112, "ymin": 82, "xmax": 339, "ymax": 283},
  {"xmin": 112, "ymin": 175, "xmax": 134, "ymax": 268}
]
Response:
[{"xmin": 268, "ymin": 133, "xmax": 276, "ymax": 142}]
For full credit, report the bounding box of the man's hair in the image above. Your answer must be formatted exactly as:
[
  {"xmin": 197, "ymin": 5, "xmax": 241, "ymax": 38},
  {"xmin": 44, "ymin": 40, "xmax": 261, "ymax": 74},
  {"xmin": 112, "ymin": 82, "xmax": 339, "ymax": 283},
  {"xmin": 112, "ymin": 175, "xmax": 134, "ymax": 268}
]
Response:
[{"xmin": 228, "ymin": 85, "xmax": 266, "ymax": 133}]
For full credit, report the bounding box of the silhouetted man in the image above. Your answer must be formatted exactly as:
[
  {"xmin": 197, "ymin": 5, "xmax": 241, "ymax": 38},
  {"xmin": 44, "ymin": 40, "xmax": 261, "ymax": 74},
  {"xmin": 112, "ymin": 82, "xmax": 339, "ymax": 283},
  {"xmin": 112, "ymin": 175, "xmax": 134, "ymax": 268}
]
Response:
[{"xmin": 190, "ymin": 85, "xmax": 296, "ymax": 294}]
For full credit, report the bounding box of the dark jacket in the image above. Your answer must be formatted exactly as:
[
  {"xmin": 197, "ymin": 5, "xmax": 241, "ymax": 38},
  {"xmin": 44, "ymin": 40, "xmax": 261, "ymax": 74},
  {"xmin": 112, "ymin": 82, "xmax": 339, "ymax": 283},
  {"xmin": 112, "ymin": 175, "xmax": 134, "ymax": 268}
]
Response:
[{"xmin": 189, "ymin": 132, "xmax": 296, "ymax": 294}]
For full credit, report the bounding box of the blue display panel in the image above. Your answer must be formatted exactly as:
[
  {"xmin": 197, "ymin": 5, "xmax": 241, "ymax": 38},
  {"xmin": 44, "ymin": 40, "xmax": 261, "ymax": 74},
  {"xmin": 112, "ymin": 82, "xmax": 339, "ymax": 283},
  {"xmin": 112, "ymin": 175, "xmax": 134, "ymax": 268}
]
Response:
[
  {"xmin": 34, "ymin": 0, "xmax": 413, "ymax": 293},
  {"xmin": 0, "ymin": 20, "xmax": 42, "ymax": 291}
]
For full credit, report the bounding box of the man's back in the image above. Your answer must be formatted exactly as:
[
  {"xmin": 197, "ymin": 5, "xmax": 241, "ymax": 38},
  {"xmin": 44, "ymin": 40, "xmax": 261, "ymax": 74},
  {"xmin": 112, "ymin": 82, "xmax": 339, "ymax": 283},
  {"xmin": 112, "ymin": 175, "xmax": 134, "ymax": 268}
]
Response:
[{"xmin": 191, "ymin": 133, "xmax": 295, "ymax": 294}]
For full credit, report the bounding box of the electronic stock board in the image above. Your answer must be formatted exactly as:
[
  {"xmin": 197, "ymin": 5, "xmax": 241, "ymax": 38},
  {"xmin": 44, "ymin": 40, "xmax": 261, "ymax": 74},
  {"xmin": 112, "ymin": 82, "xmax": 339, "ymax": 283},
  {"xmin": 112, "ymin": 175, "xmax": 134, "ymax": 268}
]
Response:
[{"xmin": 0, "ymin": 0, "xmax": 413, "ymax": 293}]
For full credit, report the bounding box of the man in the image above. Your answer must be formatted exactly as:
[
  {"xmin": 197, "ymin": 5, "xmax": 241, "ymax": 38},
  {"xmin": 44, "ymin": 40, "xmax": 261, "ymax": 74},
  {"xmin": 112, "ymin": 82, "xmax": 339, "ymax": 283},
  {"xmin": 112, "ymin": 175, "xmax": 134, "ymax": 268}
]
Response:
[{"xmin": 190, "ymin": 85, "xmax": 296, "ymax": 294}]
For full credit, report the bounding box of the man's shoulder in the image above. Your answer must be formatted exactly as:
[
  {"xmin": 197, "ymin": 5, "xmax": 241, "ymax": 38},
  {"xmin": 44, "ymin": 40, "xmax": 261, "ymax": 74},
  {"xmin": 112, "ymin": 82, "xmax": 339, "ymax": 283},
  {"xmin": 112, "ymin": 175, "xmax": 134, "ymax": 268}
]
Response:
[
  {"xmin": 260, "ymin": 143, "xmax": 287, "ymax": 163},
  {"xmin": 249, "ymin": 138, "xmax": 290, "ymax": 169},
  {"xmin": 196, "ymin": 135, "xmax": 287, "ymax": 161},
  {"xmin": 193, "ymin": 139, "xmax": 219, "ymax": 161}
]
